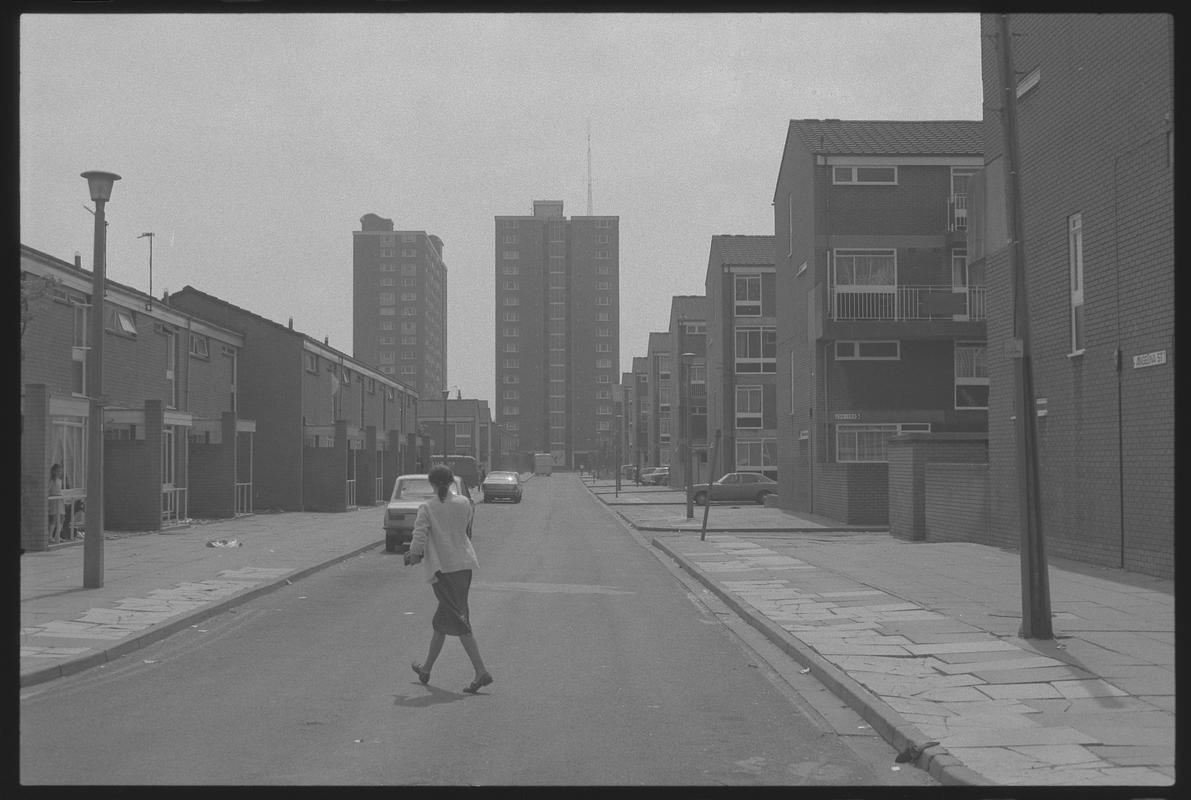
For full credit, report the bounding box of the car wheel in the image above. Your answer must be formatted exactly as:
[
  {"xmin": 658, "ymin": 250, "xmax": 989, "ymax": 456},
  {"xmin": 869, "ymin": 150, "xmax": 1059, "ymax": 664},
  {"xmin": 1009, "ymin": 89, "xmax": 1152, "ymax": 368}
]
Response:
[
  {"xmin": 756, "ymin": 490, "xmax": 773, "ymax": 504},
  {"xmin": 514, "ymin": 496, "xmax": 521, "ymax": 503},
  {"xmin": 483, "ymin": 495, "xmax": 490, "ymax": 503},
  {"xmin": 694, "ymin": 491, "xmax": 708, "ymax": 506},
  {"xmin": 385, "ymin": 532, "xmax": 399, "ymax": 553}
]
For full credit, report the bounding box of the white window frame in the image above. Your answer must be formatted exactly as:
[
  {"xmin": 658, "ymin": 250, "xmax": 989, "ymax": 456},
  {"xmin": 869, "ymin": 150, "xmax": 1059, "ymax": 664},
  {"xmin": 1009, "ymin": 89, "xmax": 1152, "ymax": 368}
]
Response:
[
  {"xmin": 834, "ymin": 340, "xmax": 901, "ymax": 360},
  {"xmin": 735, "ymin": 385, "xmax": 763, "ymax": 429},
  {"xmin": 835, "ymin": 422, "xmax": 931, "ymax": 463},
  {"xmin": 734, "ymin": 326, "xmax": 777, "ymax": 374},
  {"xmin": 832, "ymin": 165, "xmax": 898, "ymax": 185},
  {"xmin": 736, "ymin": 438, "xmax": 777, "ymax": 474},
  {"xmin": 734, "ymin": 275, "xmax": 762, "ymax": 316},
  {"xmin": 189, "ymin": 333, "xmax": 209, "ymax": 358}
]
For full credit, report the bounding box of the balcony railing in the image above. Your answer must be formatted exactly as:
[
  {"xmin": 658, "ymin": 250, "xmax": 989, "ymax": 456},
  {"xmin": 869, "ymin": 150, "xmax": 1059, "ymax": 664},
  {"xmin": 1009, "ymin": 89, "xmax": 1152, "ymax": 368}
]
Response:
[
  {"xmin": 829, "ymin": 285, "xmax": 987, "ymax": 322},
  {"xmin": 949, "ymin": 193, "xmax": 968, "ymax": 231}
]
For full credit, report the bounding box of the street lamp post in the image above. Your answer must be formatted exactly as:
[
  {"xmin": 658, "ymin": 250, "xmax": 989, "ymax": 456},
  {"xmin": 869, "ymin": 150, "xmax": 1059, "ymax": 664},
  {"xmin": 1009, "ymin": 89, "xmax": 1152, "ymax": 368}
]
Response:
[
  {"xmin": 681, "ymin": 352, "xmax": 695, "ymax": 519},
  {"xmin": 441, "ymin": 388, "xmax": 450, "ymax": 460},
  {"xmin": 137, "ymin": 231, "xmax": 154, "ymax": 310},
  {"xmin": 614, "ymin": 414, "xmax": 622, "ymax": 498},
  {"xmin": 82, "ymin": 170, "xmax": 120, "ymax": 589}
]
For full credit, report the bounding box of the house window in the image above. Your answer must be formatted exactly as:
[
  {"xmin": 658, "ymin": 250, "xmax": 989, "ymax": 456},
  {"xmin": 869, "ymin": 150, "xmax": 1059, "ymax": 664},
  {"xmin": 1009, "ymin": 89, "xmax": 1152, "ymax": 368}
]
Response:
[
  {"xmin": 107, "ymin": 307, "xmax": 138, "ymax": 336},
  {"xmin": 1016, "ymin": 66, "xmax": 1040, "ymax": 98},
  {"xmin": 380, "ymin": 308, "xmax": 395, "ymax": 316},
  {"xmin": 734, "ymin": 326, "xmax": 776, "ymax": 373},
  {"xmin": 597, "ymin": 265, "xmax": 611, "ymax": 275},
  {"xmin": 380, "ymin": 277, "xmax": 395, "ymax": 287},
  {"xmin": 1069, "ymin": 213, "xmax": 1084, "ymax": 353},
  {"xmin": 597, "ymin": 233, "xmax": 610, "ymax": 244},
  {"xmin": 597, "ymin": 375, "xmax": 611, "ymax": 383},
  {"xmin": 836, "ymin": 422, "xmax": 931, "ymax": 463},
  {"xmin": 595, "ymin": 219, "xmax": 612, "ymax": 228},
  {"xmin": 504, "ymin": 358, "xmax": 519, "ymax": 369},
  {"xmin": 69, "ymin": 294, "xmax": 89, "ymax": 395},
  {"xmin": 380, "ymin": 263, "xmax": 396, "ymax": 272},
  {"xmin": 597, "ymin": 312, "xmax": 610, "ymax": 322},
  {"xmin": 596, "ymin": 250, "xmax": 611, "ymax": 260},
  {"xmin": 834, "ymin": 340, "xmax": 901, "ymax": 360},
  {"xmin": 503, "ymin": 234, "xmax": 517, "ymax": 244},
  {"xmin": 503, "ymin": 295, "xmax": 520, "ymax": 306},
  {"xmin": 306, "ymin": 353, "xmax": 318, "ymax": 373},
  {"xmin": 735, "ymin": 275, "xmax": 762, "ymax": 316},
  {"xmin": 735, "ymin": 385, "xmax": 763, "ymax": 429},
  {"xmin": 502, "ymin": 390, "xmax": 519, "ymax": 400},
  {"xmin": 379, "ymin": 335, "xmax": 395, "ymax": 345},
  {"xmin": 503, "ymin": 280, "xmax": 519, "ymax": 290},
  {"xmin": 597, "ymin": 421, "xmax": 612, "ymax": 431},
  {"xmin": 596, "ymin": 281, "xmax": 611, "ymax": 290},
  {"xmin": 164, "ymin": 330, "xmax": 177, "ymax": 409},
  {"xmin": 504, "ymin": 405, "xmax": 520, "ymax": 416},
  {"xmin": 401, "ymin": 292, "xmax": 417, "ymax": 302},
  {"xmin": 736, "ymin": 439, "xmax": 777, "ymax": 474},
  {"xmin": 502, "ymin": 374, "xmax": 519, "ymax": 384},
  {"xmin": 400, "ymin": 366, "xmax": 415, "ymax": 375},
  {"xmin": 379, "ymin": 292, "xmax": 395, "ymax": 305},
  {"xmin": 596, "ymin": 297, "xmax": 611, "ymax": 306},
  {"xmin": 502, "ymin": 264, "xmax": 520, "ymax": 275},
  {"xmin": 596, "ymin": 359, "xmax": 612, "ymax": 368},
  {"xmin": 832, "ymin": 165, "xmax": 897, "ymax": 185},
  {"xmin": 503, "ymin": 311, "xmax": 520, "ymax": 322},
  {"xmin": 504, "ymin": 342, "xmax": 519, "ymax": 353},
  {"xmin": 598, "ymin": 405, "xmax": 612, "ymax": 415},
  {"xmin": 955, "ymin": 341, "xmax": 989, "ymax": 410},
  {"xmin": 503, "ymin": 250, "xmax": 519, "ymax": 260},
  {"xmin": 189, "ymin": 333, "xmax": 209, "ymax": 358},
  {"xmin": 381, "ymin": 319, "xmax": 395, "ymax": 331},
  {"xmin": 401, "ymin": 248, "xmax": 417, "ymax": 258},
  {"xmin": 596, "ymin": 343, "xmax": 612, "ymax": 352},
  {"xmin": 503, "ymin": 327, "xmax": 519, "ymax": 337}
]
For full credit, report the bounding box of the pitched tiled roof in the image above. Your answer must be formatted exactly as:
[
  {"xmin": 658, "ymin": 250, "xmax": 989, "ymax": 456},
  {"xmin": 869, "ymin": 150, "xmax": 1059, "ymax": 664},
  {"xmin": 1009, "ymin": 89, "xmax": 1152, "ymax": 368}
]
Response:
[
  {"xmin": 712, "ymin": 235, "xmax": 775, "ymax": 266},
  {"xmin": 787, "ymin": 119, "xmax": 983, "ymax": 156}
]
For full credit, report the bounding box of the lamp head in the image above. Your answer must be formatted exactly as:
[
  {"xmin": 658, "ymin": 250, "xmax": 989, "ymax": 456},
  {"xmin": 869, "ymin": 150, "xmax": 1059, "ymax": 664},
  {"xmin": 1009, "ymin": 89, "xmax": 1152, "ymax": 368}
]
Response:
[{"xmin": 81, "ymin": 171, "xmax": 121, "ymax": 203}]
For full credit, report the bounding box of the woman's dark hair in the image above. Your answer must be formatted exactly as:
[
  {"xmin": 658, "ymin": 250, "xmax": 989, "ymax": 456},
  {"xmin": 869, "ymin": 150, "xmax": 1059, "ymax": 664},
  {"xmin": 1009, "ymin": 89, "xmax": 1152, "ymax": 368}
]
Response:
[{"xmin": 428, "ymin": 465, "xmax": 454, "ymax": 502}]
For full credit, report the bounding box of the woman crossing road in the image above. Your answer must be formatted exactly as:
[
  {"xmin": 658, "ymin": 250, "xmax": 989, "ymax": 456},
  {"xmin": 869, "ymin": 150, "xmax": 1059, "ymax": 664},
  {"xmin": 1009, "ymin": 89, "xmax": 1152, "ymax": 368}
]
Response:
[{"xmin": 405, "ymin": 465, "xmax": 493, "ymax": 694}]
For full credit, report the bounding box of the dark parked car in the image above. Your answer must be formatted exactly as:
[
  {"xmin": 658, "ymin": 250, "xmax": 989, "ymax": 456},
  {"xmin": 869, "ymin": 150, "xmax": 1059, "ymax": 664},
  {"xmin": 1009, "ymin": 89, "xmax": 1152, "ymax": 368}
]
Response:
[
  {"xmin": 481, "ymin": 470, "xmax": 523, "ymax": 503},
  {"xmin": 692, "ymin": 472, "xmax": 778, "ymax": 505}
]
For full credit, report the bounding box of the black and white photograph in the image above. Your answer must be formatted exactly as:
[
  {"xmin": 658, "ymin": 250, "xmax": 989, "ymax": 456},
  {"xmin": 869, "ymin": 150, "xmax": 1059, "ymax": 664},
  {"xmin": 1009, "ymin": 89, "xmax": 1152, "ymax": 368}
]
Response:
[{"xmin": 19, "ymin": 7, "xmax": 1174, "ymax": 791}]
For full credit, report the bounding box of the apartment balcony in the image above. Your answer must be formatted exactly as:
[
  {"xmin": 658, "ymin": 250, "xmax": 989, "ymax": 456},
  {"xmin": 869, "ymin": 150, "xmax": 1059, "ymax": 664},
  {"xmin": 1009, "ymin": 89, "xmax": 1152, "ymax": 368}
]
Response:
[
  {"xmin": 823, "ymin": 284, "xmax": 986, "ymax": 341},
  {"xmin": 948, "ymin": 193, "xmax": 968, "ymax": 232}
]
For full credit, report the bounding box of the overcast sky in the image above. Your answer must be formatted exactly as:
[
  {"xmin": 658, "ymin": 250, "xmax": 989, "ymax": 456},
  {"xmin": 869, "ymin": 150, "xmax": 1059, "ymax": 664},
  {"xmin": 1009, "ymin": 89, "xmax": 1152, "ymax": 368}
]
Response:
[{"xmin": 20, "ymin": 12, "xmax": 984, "ymax": 409}]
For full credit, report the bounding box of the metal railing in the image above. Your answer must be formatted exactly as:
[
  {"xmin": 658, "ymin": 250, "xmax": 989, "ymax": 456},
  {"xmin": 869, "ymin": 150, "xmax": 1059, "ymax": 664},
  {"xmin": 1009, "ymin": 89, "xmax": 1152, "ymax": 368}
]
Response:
[
  {"xmin": 235, "ymin": 481, "xmax": 253, "ymax": 515},
  {"xmin": 345, "ymin": 478, "xmax": 357, "ymax": 509},
  {"xmin": 375, "ymin": 476, "xmax": 383, "ymax": 503},
  {"xmin": 830, "ymin": 285, "xmax": 987, "ymax": 321},
  {"xmin": 162, "ymin": 486, "xmax": 188, "ymax": 527},
  {"xmin": 949, "ymin": 193, "xmax": 968, "ymax": 230}
]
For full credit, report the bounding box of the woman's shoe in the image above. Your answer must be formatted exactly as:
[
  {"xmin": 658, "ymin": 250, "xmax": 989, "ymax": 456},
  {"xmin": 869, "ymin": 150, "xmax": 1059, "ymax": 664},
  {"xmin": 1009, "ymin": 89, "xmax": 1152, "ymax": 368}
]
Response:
[
  {"xmin": 410, "ymin": 662, "xmax": 430, "ymax": 685},
  {"xmin": 463, "ymin": 672, "xmax": 493, "ymax": 694}
]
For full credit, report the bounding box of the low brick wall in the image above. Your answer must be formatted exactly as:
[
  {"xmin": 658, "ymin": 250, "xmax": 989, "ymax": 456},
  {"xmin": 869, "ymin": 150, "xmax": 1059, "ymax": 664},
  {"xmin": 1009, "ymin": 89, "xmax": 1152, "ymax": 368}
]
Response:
[
  {"xmin": 887, "ymin": 433, "xmax": 988, "ymax": 541},
  {"xmin": 925, "ymin": 463, "xmax": 989, "ymax": 543},
  {"xmin": 815, "ymin": 462, "xmax": 888, "ymax": 525}
]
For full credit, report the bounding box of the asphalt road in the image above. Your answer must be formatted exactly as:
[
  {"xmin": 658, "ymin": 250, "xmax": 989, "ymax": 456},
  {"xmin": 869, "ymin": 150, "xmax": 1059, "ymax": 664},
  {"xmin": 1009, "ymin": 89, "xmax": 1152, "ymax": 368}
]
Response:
[{"xmin": 20, "ymin": 474, "xmax": 934, "ymax": 786}]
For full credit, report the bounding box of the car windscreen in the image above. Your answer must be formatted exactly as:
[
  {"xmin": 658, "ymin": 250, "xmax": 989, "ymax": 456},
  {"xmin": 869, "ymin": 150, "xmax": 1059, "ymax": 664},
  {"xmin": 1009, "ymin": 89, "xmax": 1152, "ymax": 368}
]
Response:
[{"xmin": 393, "ymin": 479, "xmax": 442, "ymax": 500}]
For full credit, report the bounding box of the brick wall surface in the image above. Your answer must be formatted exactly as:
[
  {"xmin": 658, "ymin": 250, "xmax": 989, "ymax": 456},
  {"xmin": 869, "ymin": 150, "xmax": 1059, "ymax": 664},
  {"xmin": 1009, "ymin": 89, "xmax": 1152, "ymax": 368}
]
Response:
[
  {"xmin": 980, "ymin": 14, "xmax": 1173, "ymax": 578},
  {"xmin": 925, "ymin": 463, "xmax": 990, "ymax": 543}
]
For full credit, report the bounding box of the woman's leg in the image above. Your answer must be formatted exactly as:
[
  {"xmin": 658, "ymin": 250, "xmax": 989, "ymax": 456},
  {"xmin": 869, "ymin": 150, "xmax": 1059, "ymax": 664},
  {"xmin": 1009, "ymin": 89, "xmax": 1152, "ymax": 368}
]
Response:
[
  {"xmin": 422, "ymin": 630, "xmax": 446, "ymax": 672},
  {"xmin": 459, "ymin": 633, "xmax": 488, "ymax": 679}
]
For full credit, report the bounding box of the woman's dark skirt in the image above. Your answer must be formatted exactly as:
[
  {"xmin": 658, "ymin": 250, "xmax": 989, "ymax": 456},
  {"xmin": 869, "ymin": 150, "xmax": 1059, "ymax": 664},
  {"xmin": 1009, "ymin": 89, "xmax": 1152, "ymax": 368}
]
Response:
[{"xmin": 431, "ymin": 569, "xmax": 473, "ymax": 637}]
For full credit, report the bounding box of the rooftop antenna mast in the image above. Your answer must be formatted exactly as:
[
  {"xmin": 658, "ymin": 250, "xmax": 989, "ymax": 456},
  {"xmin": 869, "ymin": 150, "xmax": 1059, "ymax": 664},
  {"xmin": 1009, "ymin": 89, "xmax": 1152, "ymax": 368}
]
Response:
[{"xmin": 586, "ymin": 119, "xmax": 593, "ymax": 216}]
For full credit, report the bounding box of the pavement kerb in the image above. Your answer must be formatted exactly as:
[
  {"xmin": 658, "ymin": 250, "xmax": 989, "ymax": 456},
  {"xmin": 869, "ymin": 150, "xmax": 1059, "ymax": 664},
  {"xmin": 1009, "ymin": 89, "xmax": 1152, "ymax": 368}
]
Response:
[
  {"xmin": 648, "ymin": 535, "xmax": 989, "ymax": 787},
  {"xmin": 21, "ymin": 538, "xmax": 384, "ymax": 689}
]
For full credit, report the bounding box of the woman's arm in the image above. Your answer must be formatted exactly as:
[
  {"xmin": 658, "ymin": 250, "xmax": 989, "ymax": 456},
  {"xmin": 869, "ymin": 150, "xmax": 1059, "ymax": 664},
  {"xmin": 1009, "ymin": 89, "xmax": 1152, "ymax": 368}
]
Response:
[{"xmin": 409, "ymin": 504, "xmax": 430, "ymax": 556}]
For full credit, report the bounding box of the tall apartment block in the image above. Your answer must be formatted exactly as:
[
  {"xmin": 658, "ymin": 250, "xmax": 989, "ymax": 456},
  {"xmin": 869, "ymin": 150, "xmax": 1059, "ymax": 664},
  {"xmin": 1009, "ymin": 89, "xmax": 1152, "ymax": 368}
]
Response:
[
  {"xmin": 352, "ymin": 213, "xmax": 447, "ymax": 400},
  {"xmin": 494, "ymin": 200, "xmax": 619, "ymax": 469}
]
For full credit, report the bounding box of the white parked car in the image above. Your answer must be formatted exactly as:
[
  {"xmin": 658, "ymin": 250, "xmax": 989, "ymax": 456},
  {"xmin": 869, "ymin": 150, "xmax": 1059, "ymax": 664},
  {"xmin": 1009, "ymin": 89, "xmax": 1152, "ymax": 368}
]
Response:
[{"xmin": 384, "ymin": 473, "xmax": 472, "ymax": 553}]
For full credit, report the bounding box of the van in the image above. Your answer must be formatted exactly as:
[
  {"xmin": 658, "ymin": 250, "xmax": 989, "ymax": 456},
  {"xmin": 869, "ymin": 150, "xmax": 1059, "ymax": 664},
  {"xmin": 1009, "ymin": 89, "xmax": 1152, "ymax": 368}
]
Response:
[{"xmin": 533, "ymin": 452, "xmax": 553, "ymax": 476}]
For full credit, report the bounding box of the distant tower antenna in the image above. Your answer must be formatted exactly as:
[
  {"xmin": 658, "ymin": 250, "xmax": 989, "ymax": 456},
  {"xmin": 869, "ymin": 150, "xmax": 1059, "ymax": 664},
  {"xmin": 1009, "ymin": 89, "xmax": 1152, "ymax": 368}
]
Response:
[{"xmin": 586, "ymin": 119, "xmax": 593, "ymax": 215}]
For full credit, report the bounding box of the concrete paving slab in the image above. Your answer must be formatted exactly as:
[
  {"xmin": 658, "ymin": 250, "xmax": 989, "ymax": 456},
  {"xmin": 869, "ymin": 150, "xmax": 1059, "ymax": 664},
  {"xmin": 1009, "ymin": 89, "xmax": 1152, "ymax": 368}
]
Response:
[{"xmin": 942, "ymin": 726, "xmax": 1099, "ymax": 748}]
